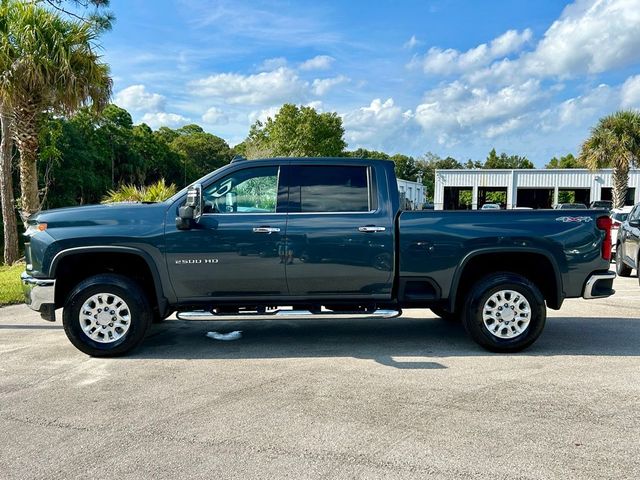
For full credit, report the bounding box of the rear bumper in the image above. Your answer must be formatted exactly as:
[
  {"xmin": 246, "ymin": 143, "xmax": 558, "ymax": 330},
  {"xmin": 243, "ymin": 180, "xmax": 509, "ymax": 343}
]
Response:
[
  {"xmin": 21, "ymin": 272, "xmax": 56, "ymax": 321},
  {"xmin": 583, "ymin": 271, "xmax": 616, "ymax": 299}
]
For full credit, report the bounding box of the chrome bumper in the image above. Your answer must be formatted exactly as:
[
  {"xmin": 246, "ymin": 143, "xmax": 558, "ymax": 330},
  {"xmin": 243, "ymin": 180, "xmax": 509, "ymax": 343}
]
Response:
[
  {"xmin": 21, "ymin": 272, "xmax": 56, "ymax": 319},
  {"xmin": 583, "ymin": 271, "xmax": 616, "ymax": 299}
]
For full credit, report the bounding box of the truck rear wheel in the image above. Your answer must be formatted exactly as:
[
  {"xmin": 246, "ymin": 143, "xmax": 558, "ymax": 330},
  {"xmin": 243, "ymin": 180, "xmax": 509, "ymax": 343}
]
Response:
[
  {"xmin": 462, "ymin": 273, "xmax": 546, "ymax": 353},
  {"xmin": 62, "ymin": 274, "xmax": 152, "ymax": 357}
]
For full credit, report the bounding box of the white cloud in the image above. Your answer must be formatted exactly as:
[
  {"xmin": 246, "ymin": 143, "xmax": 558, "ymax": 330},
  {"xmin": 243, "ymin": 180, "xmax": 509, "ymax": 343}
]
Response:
[
  {"xmin": 311, "ymin": 75, "xmax": 349, "ymax": 95},
  {"xmin": 403, "ymin": 35, "xmax": 420, "ymax": 50},
  {"xmin": 414, "ymin": 80, "xmax": 542, "ymax": 143},
  {"xmin": 523, "ymin": 0, "xmax": 640, "ymax": 77},
  {"xmin": 258, "ymin": 57, "xmax": 287, "ymax": 71},
  {"xmin": 621, "ymin": 75, "xmax": 640, "ymax": 108},
  {"xmin": 202, "ymin": 106, "xmax": 228, "ymax": 124},
  {"xmin": 306, "ymin": 100, "xmax": 323, "ymax": 110},
  {"xmin": 300, "ymin": 55, "xmax": 335, "ymax": 71},
  {"xmin": 415, "ymin": 28, "xmax": 532, "ymax": 75},
  {"xmin": 190, "ymin": 67, "xmax": 308, "ymax": 105},
  {"xmin": 536, "ymin": 83, "xmax": 616, "ymax": 132},
  {"xmin": 248, "ymin": 106, "xmax": 281, "ymax": 124},
  {"xmin": 141, "ymin": 112, "xmax": 189, "ymax": 128},
  {"xmin": 343, "ymin": 98, "xmax": 410, "ymax": 145},
  {"xmin": 465, "ymin": 0, "xmax": 640, "ymax": 86},
  {"xmin": 114, "ymin": 85, "xmax": 166, "ymax": 112}
]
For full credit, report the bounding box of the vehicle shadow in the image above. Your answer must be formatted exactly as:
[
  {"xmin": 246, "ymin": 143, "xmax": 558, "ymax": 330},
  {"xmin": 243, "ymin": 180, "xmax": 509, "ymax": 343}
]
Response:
[{"xmin": 131, "ymin": 315, "xmax": 640, "ymax": 368}]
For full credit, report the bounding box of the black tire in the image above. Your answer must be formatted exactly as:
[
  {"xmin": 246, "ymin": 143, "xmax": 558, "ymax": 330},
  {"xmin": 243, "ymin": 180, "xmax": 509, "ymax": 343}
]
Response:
[
  {"xmin": 616, "ymin": 248, "xmax": 632, "ymax": 277},
  {"xmin": 462, "ymin": 272, "xmax": 546, "ymax": 353},
  {"xmin": 430, "ymin": 307, "xmax": 459, "ymax": 322},
  {"xmin": 62, "ymin": 274, "xmax": 152, "ymax": 357}
]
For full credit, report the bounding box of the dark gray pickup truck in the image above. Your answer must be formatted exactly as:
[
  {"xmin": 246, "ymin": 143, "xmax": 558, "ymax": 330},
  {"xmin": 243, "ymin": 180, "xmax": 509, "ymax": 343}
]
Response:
[{"xmin": 22, "ymin": 157, "xmax": 616, "ymax": 356}]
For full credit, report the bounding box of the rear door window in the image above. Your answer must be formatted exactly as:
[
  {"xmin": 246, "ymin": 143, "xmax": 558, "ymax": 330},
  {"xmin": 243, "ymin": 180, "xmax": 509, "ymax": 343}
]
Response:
[{"xmin": 286, "ymin": 165, "xmax": 372, "ymax": 213}]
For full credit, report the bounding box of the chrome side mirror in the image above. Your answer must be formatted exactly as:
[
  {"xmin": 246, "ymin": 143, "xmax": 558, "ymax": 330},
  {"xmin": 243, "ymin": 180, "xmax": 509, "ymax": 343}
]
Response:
[{"xmin": 176, "ymin": 184, "xmax": 202, "ymax": 230}]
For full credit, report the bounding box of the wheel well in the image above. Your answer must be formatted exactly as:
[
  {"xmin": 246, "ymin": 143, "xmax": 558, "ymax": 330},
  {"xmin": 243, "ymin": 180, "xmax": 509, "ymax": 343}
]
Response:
[
  {"xmin": 452, "ymin": 252, "xmax": 560, "ymax": 311},
  {"xmin": 54, "ymin": 252, "xmax": 159, "ymax": 314}
]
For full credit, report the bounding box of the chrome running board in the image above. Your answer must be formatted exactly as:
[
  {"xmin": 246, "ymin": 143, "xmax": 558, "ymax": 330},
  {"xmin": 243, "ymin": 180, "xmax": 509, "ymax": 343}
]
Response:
[{"xmin": 176, "ymin": 308, "xmax": 401, "ymax": 321}]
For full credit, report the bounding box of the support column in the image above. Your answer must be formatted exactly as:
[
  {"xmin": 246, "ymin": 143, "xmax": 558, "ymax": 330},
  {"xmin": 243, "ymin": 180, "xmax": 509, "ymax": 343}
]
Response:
[
  {"xmin": 507, "ymin": 170, "xmax": 517, "ymax": 209},
  {"xmin": 553, "ymin": 186, "xmax": 559, "ymax": 207},
  {"xmin": 472, "ymin": 185, "xmax": 478, "ymax": 210}
]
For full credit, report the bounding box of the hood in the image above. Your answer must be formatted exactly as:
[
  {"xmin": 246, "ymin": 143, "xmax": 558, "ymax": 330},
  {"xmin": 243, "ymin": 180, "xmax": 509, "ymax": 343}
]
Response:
[{"xmin": 30, "ymin": 202, "xmax": 169, "ymax": 229}]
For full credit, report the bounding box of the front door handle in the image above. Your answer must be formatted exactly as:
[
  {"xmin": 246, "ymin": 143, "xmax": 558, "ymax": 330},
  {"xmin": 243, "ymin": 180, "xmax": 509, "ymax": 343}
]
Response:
[
  {"xmin": 253, "ymin": 226, "xmax": 281, "ymax": 234},
  {"xmin": 358, "ymin": 226, "xmax": 386, "ymax": 233}
]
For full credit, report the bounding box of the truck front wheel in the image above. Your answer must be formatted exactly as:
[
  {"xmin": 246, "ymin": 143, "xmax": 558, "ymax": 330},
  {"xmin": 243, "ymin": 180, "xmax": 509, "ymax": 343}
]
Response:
[
  {"xmin": 62, "ymin": 274, "xmax": 152, "ymax": 357},
  {"xmin": 462, "ymin": 273, "xmax": 546, "ymax": 353}
]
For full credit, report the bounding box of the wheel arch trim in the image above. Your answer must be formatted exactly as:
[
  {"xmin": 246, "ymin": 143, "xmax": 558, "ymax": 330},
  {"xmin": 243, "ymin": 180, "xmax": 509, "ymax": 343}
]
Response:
[
  {"xmin": 50, "ymin": 246, "xmax": 170, "ymax": 312},
  {"xmin": 448, "ymin": 247, "xmax": 564, "ymax": 311}
]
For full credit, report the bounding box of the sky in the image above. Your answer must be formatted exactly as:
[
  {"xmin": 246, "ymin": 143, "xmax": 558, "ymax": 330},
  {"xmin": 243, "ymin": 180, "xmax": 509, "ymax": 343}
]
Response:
[{"xmin": 102, "ymin": 0, "xmax": 640, "ymax": 166}]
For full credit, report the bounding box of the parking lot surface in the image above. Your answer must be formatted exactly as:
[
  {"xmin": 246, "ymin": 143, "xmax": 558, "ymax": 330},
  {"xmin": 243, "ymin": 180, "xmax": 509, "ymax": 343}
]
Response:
[{"xmin": 1, "ymin": 276, "xmax": 639, "ymax": 479}]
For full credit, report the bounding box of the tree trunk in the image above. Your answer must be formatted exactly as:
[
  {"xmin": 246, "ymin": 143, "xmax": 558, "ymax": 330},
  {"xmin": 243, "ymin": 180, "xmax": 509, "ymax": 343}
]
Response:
[
  {"xmin": 612, "ymin": 164, "xmax": 629, "ymax": 209},
  {"xmin": 13, "ymin": 102, "xmax": 41, "ymax": 221},
  {"xmin": 0, "ymin": 107, "xmax": 20, "ymax": 264}
]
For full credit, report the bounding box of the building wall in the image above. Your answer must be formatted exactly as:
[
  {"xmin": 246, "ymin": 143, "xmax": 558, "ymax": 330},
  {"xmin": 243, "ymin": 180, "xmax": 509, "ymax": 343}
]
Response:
[
  {"xmin": 397, "ymin": 178, "xmax": 426, "ymax": 209},
  {"xmin": 434, "ymin": 169, "xmax": 640, "ymax": 210}
]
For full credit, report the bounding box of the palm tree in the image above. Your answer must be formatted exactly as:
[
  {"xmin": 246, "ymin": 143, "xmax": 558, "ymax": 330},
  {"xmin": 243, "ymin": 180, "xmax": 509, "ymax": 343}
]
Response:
[
  {"xmin": 0, "ymin": 105, "xmax": 19, "ymax": 263},
  {"xmin": 580, "ymin": 111, "xmax": 640, "ymax": 209},
  {"xmin": 0, "ymin": 1, "xmax": 111, "ymax": 220}
]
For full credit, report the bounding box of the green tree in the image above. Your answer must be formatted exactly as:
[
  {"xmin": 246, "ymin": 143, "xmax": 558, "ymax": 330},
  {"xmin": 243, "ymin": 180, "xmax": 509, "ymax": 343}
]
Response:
[
  {"xmin": 391, "ymin": 154, "xmax": 418, "ymax": 181},
  {"xmin": 97, "ymin": 105, "xmax": 140, "ymax": 186},
  {"xmin": 170, "ymin": 131, "xmax": 232, "ymax": 185},
  {"xmin": 484, "ymin": 148, "xmax": 534, "ymax": 169},
  {"xmin": 545, "ymin": 153, "xmax": 584, "ymax": 169},
  {"xmin": 344, "ymin": 148, "xmax": 390, "ymax": 159},
  {"xmin": 416, "ymin": 152, "xmax": 462, "ymax": 201},
  {"xmin": 0, "ymin": 1, "xmax": 111, "ymax": 220},
  {"xmin": 245, "ymin": 104, "xmax": 346, "ymax": 158},
  {"xmin": 464, "ymin": 159, "xmax": 483, "ymax": 169},
  {"xmin": 132, "ymin": 124, "xmax": 182, "ymax": 184},
  {"xmin": 38, "ymin": 110, "xmax": 112, "ymax": 208},
  {"xmin": 580, "ymin": 110, "xmax": 640, "ymax": 209}
]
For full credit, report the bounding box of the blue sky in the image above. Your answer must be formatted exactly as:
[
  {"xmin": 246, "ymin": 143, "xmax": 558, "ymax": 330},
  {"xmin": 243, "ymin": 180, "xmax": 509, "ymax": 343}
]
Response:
[{"xmin": 102, "ymin": 0, "xmax": 640, "ymax": 166}]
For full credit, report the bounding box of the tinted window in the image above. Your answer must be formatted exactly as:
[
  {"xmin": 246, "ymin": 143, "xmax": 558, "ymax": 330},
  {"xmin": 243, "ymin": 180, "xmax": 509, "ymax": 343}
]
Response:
[
  {"xmin": 203, "ymin": 166, "xmax": 280, "ymax": 213},
  {"xmin": 611, "ymin": 212, "xmax": 629, "ymax": 222},
  {"xmin": 287, "ymin": 165, "xmax": 370, "ymax": 213}
]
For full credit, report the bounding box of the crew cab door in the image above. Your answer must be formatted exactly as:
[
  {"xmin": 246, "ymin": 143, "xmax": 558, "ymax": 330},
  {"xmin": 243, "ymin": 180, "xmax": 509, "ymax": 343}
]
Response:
[
  {"xmin": 165, "ymin": 164, "xmax": 288, "ymax": 299},
  {"xmin": 282, "ymin": 163, "xmax": 394, "ymax": 298}
]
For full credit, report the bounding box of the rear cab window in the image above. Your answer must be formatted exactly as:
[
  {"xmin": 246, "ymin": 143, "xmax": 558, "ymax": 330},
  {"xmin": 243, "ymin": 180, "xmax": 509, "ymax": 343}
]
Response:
[{"xmin": 286, "ymin": 165, "xmax": 375, "ymax": 213}]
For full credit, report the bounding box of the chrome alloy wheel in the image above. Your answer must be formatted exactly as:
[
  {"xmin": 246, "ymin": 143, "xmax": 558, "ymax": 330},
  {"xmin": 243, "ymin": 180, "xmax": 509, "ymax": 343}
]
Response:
[
  {"xmin": 79, "ymin": 293, "xmax": 131, "ymax": 344},
  {"xmin": 482, "ymin": 290, "xmax": 531, "ymax": 339}
]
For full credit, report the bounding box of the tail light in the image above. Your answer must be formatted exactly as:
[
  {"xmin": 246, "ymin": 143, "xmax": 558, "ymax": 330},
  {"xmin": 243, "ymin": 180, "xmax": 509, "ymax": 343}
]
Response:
[{"xmin": 597, "ymin": 216, "xmax": 612, "ymax": 261}]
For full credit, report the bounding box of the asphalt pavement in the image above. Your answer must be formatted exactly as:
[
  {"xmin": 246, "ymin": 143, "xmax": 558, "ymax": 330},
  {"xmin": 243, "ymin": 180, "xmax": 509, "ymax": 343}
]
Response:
[{"xmin": 1, "ymin": 276, "xmax": 639, "ymax": 479}]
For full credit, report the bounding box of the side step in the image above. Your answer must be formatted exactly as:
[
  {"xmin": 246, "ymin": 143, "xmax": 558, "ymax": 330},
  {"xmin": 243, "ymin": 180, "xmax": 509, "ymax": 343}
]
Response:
[{"xmin": 176, "ymin": 308, "xmax": 402, "ymax": 321}]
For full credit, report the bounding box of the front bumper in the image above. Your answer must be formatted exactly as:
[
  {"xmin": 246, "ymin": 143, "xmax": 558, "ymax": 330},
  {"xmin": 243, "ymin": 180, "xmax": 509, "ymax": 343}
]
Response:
[
  {"xmin": 21, "ymin": 272, "xmax": 56, "ymax": 321},
  {"xmin": 583, "ymin": 271, "xmax": 616, "ymax": 299}
]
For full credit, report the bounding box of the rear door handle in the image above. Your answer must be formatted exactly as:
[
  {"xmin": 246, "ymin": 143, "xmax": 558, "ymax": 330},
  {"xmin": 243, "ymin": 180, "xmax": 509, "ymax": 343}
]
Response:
[
  {"xmin": 253, "ymin": 226, "xmax": 281, "ymax": 234},
  {"xmin": 358, "ymin": 226, "xmax": 386, "ymax": 233}
]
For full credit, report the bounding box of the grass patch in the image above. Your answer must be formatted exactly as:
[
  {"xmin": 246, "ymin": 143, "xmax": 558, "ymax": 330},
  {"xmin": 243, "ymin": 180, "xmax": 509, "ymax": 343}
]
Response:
[{"xmin": 0, "ymin": 263, "xmax": 24, "ymax": 306}]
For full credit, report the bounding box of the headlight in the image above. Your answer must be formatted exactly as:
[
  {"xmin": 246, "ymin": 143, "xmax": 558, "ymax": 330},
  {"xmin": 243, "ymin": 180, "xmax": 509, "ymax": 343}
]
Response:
[{"xmin": 25, "ymin": 223, "xmax": 47, "ymax": 236}]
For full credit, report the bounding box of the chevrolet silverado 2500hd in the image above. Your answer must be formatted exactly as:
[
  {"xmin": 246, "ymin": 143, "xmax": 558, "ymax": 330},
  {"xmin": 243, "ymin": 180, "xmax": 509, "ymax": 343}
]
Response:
[{"xmin": 22, "ymin": 157, "xmax": 616, "ymax": 356}]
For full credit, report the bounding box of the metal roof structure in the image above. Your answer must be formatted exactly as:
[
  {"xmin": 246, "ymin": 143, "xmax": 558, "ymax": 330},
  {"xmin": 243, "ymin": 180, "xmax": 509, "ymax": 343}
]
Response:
[{"xmin": 434, "ymin": 168, "xmax": 640, "ymax": 210}]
